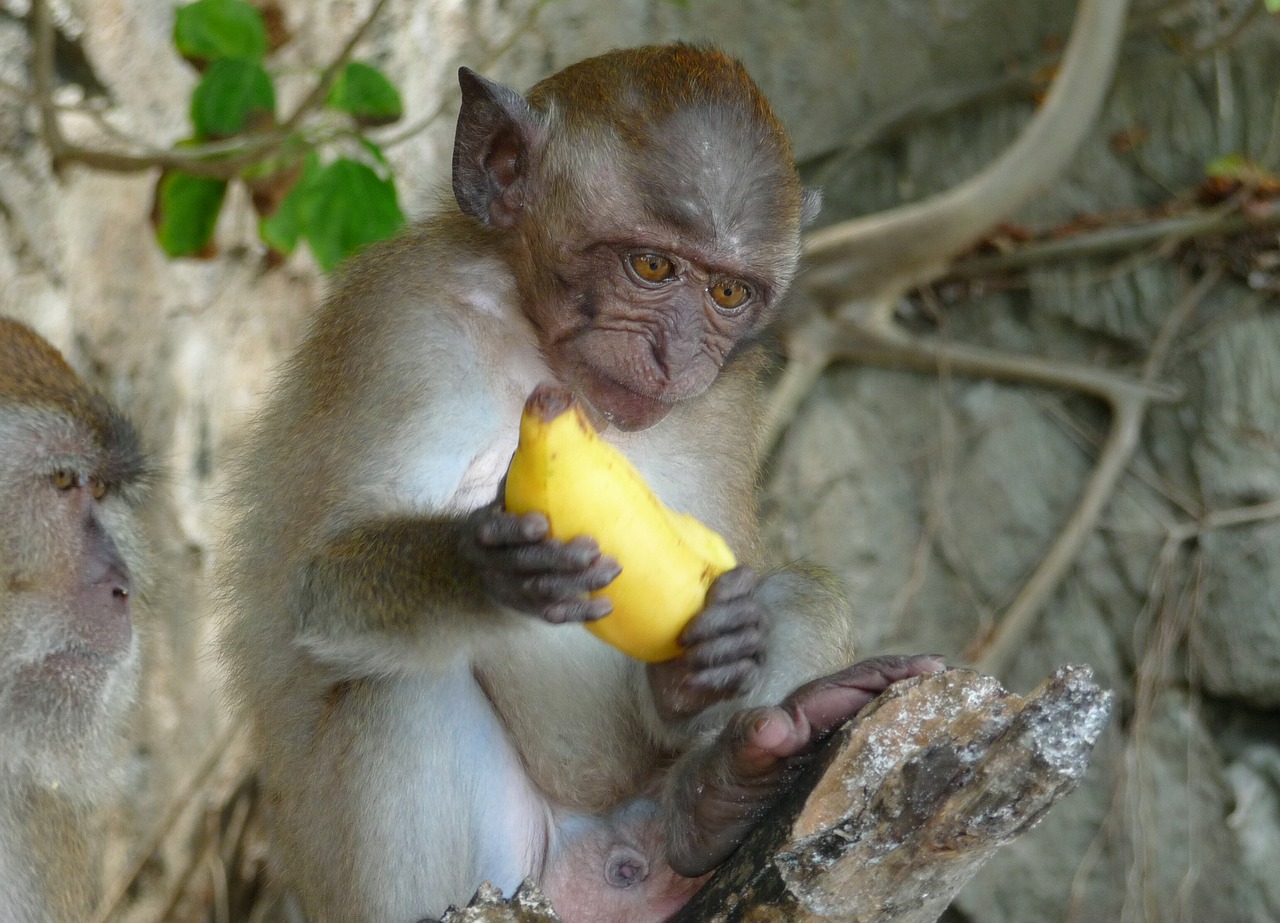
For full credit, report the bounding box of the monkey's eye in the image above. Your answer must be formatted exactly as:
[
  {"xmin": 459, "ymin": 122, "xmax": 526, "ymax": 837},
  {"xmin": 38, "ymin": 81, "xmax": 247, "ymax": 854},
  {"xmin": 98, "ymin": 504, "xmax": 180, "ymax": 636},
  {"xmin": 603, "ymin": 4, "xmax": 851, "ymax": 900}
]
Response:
[
  {"xmin": 627, "ymin": 253, "xmax": 676, "ymax": 284},
  {"xmin": 90, "ymin": 477, "xmax": 108, "ymax": 500},
  {"xmin": 52, "ymin": 469, "xmax": 76, "ymax": 491},
  {"xmin": 709, "ymin": 280, "xmax": 751, "ymax": 313}
]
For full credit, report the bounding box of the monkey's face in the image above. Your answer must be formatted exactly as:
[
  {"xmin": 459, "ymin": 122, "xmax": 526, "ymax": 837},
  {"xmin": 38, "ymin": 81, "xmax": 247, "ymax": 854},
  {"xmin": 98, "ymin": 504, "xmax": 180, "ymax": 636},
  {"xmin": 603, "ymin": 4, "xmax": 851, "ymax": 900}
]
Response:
[
  {"xmin": 524, "ymin": 135, "xmax": 803, "ymax": 432},
  {"xmin": 530, "ymin": 239, "xmax": 775, "ymax": 431},
  {"xmin": 454, "ymin": 47, "xmax": 807, "ymax": 430},
  {"xmin": 0, "ymin": 411, "xmax": 141, "ymax": 789}
]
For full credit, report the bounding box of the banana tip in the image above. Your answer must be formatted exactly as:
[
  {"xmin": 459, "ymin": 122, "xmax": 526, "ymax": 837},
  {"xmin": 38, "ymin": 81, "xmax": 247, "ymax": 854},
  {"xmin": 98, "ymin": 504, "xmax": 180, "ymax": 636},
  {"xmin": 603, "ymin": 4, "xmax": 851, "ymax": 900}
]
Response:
[{"xmin": 525, "ymin": 384, "xmax": 579, "ymax": 422}]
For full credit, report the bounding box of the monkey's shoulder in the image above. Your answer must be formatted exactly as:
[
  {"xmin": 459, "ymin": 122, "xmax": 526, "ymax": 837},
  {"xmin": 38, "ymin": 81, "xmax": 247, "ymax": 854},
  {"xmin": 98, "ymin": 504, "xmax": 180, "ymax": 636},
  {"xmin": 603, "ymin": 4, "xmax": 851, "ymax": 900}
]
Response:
[{"xmin": 302, "ymin": 218, "xmax": 525, "ymax": 371}]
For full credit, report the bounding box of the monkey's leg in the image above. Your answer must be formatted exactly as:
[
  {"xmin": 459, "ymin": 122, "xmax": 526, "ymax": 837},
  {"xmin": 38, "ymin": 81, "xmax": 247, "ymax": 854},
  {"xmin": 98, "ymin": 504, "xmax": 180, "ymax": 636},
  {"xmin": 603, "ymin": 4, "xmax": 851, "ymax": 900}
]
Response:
[
  {"xmin": 662, "ymin": 655, "xmax": 944, "ymax": 877},
  {"xmin": 270, "ymin": 665, "xmax": 554, "ymax": 923}
]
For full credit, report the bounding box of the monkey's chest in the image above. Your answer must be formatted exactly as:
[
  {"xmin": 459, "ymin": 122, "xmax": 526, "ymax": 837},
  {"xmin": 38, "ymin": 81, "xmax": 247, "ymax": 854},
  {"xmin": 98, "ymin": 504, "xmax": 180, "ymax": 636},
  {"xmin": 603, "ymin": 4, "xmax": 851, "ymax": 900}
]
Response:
[{"xmin": 448, "ymin": 434, "xmax": 519, "ymax": 511}]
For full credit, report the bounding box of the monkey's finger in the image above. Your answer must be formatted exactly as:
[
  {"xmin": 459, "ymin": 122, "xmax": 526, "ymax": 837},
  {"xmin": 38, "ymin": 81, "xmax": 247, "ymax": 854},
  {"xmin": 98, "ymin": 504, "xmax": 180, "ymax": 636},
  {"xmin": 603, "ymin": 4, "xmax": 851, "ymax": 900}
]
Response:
[
  {"xmin": 679, "ymin": 599, "xmax": 763, "ymax": 646},
  {"xmin": 681, "ymin": 627, "xmax": 765, "ymax": 670},
  {"xmin": 704, "ymin": 565, "xmax": 758, "ymax": 604},
  {"xmin": 522, "ymin": 566, "xmax": 620, "ymax": 600},
  {"xmin": 682, "ymin": 660, "xmax": 760, "ymax": 696},
  {"xmin": 476, "ymin": 509, "xmax": 550, "ymax": 546},
  {"xmin": 500, "ymin": 540, "xmax": 615, "ymax": 575},
  {"xmin": 541, "ymin": 596, "xmax": 612, "ymax": 624}
]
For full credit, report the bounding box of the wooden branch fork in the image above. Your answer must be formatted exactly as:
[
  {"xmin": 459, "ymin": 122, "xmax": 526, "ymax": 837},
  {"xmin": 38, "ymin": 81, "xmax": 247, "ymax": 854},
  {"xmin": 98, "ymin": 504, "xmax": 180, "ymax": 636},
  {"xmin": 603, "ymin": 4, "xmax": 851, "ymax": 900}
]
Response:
[{"xmin": 435, "ymin": 666, "xmax": 1112, "ymax": 922}]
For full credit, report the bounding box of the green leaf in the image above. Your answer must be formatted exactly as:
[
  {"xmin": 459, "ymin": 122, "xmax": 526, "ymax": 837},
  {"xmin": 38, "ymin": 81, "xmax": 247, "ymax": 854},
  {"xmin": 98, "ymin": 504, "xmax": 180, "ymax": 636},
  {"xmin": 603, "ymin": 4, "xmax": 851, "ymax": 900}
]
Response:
[
  {"xmin": 1205, "ymin": 153, "xmax": 1249, "ymax": 179},
  {"xmin": 326, "ymin": 61, "xmax": 403, "ymax": 127},
  {"xmin": 191, "ymin": 57, "xmax": 276, "ymax": 139},
  {"xmin": 1266, "ymin": 0, "xmax": 1280, "ymax": 13},
  {"xmin": 173, "ymin": 0, "xmax": 267, "ymax": 66},
  {"xmin": 258, "ymin": 152, "xmax": 321, "ymax": 256},
  {"xmin": 298, "ymin": 157, "xmax": 405, "ymax": 271},
  {"xmin": 153, "ymin": 171, "xmax": 228, "ymax": 257}
]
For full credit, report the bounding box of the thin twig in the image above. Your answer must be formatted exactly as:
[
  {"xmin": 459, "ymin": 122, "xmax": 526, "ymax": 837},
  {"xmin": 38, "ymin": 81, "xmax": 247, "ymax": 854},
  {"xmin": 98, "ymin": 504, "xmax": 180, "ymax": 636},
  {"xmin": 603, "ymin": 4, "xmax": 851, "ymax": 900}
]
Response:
[
  {"xmin": 279, "ymin": 0, "xmax": 391, "ymax": 133},
  {"xmin": 972, "ymin": 395, "xmax": 1145, "ymax": 670},
  {"xmin": 1166, "ymin": 497, "xmax": 1280, "ymax": 543},
  {"xmin": 91, "ymin": 723, "xmax": 244, "ymax": 923},
  {"xmin": 381, "ymin": 0, "xmax": 547, "ymax": 150},
  {"xmin": 974, "ymin": 267, "xmax": 1222, "ymax": 672},
  {"xmin": 945, "ymin": 200, "xmax": 1280, "ymax": 279}
]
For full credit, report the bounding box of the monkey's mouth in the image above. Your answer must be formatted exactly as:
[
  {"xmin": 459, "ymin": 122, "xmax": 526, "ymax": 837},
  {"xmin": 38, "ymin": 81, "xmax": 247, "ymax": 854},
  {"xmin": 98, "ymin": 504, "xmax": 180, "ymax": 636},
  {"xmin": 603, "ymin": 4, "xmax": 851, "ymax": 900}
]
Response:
[
  {"xmin": 578, "ymin": 367, "xmax": 675, "ymax": 432},
  {"xmin": 27, "ymin": 645, "xmax": 113, "ymax": 687}
]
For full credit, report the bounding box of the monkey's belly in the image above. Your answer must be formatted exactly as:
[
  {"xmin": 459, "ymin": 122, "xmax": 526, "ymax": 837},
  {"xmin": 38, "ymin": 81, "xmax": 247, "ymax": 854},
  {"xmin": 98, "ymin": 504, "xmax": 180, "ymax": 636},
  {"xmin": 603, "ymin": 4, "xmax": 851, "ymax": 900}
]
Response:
[{"xmin": 356, "ymin": 661, "xmax": 552, "ymax": 903}]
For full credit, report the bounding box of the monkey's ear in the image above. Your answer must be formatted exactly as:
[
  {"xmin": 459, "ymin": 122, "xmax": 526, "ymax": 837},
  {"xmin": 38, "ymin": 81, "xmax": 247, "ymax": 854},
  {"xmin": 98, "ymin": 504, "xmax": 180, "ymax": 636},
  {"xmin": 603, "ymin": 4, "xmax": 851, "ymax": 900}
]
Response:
[
  {"xmin": 453, "ymin": 67, "xmax": 546, "ymax": 230},
  {"xmin": 800, "ymin": 188, "xmax": 823, "ymax": 228}
]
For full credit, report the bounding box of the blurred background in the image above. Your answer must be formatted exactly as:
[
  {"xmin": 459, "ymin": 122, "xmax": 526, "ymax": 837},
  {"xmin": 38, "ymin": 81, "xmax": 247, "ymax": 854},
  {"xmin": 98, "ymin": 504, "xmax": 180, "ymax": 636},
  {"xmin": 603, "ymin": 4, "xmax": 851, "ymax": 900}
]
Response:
[{"xmin": 1, "ymin": 0, "xmax": 1278, "ymax": 920}]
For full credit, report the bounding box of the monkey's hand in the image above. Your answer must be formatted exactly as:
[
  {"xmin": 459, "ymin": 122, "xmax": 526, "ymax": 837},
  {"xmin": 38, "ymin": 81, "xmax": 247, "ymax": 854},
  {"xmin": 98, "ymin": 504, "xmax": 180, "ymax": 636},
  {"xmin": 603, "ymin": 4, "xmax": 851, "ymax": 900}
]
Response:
[
  {"xmin": 664, "ymin": 654, "xmax": 946, "ymax": 877},
  {"xmin": 463, "ymin": 502, "xmax": 622, "ymax": 624},
  {"xmin": 646, "ymin": 566, "xmax": 765, "ymax": 722}
]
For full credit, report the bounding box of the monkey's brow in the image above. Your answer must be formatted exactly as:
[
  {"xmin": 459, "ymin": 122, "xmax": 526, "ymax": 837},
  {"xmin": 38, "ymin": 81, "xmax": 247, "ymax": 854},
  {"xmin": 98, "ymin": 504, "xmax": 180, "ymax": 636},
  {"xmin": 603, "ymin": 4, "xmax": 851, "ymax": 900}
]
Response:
[
  {"xmin": 641, "ymin": 192, "xmax": 717, "ymax": 242},
  {"xmin": 38, "ymin": 452, "xmax": 95, "ymax": 475}
]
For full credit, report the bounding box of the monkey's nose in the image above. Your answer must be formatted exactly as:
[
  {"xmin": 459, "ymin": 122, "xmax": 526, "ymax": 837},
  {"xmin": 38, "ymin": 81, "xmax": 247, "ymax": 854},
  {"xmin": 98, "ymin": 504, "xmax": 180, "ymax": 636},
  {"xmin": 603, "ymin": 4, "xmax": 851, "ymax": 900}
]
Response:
[{"xmin": 74, "ymin": 563, "xmax": 134, "ymax": 653}]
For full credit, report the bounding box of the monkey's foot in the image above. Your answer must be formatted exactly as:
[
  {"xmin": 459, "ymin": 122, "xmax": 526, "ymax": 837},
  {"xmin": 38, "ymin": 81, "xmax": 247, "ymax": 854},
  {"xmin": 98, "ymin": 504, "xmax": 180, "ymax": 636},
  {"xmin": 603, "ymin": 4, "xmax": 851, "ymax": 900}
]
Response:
[{"xmin": 664, "ymin": 654, "xmax": 944, "ymax": 876}]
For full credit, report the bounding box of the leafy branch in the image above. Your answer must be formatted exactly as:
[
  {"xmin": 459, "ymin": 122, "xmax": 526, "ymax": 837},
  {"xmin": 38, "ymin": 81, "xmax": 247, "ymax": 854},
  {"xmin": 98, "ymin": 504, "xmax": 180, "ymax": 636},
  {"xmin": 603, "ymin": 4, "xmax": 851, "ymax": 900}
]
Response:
[{"xmin": 29, "ymin": 0, "xmax": 403, "ymax": 269}]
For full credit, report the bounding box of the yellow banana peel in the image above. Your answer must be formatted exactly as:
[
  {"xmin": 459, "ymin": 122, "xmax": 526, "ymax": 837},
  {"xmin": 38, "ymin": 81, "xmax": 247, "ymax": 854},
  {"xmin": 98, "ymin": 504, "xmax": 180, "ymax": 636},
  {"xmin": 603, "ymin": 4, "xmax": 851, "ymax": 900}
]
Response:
[{"xmin": 503, "ymin": 386, "xmax": 736, "ymax": 662}]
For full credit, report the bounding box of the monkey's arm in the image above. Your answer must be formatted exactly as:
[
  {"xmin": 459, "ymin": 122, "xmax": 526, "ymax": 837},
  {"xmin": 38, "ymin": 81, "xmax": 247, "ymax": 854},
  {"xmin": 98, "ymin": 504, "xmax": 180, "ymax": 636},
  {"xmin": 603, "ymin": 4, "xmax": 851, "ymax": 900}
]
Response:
[{"xmin": 293, "ymin": 503, "xmax": 620, "ymax": 670}]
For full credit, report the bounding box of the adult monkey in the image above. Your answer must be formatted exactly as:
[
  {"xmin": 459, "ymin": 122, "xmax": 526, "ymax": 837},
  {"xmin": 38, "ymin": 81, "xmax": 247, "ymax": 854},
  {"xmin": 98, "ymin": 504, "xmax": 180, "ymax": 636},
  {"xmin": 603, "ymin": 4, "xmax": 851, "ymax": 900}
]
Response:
[
  {"xmin": 0, "ymin": 318, "xmax": 150, "ymax": 923},
  {"xmin": 220, "ymin": 45, "xmax": 940, "ymax": 922}
]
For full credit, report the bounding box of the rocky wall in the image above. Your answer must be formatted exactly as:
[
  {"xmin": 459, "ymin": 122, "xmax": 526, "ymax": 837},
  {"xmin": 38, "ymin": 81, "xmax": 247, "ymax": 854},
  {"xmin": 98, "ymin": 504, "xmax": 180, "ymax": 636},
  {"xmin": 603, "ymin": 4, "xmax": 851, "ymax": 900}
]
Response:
[{"xmin": 1, "ymin": 0, "xmax": 1277, "ymax": 920}]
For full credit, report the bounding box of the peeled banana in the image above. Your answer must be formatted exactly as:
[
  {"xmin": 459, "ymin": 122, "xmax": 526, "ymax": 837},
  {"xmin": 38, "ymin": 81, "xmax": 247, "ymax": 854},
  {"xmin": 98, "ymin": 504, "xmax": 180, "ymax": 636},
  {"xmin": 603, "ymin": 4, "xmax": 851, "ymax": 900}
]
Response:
[{"xmin": 503, "ymin": 385, "xmax": 737, "ymax": 662}]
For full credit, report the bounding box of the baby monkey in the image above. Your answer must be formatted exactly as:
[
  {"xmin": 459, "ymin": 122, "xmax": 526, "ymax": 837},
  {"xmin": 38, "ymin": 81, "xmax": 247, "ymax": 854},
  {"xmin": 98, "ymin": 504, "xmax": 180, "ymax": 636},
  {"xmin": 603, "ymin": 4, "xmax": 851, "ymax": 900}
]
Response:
[{"xmin": 220, "ymin": 44, "xmax": 940, "ymax": 922}]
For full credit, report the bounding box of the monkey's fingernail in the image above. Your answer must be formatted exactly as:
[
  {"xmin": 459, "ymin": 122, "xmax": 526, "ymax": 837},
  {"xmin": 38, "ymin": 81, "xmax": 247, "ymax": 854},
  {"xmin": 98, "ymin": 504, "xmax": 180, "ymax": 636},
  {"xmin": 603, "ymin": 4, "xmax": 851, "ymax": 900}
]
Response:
[
  {"xmin": 586, "ymin": 598, "xmax": 612, "ymax": 620},
  {"xmin": 520, "ymin": 517, "xmax": 549, "ymax": 539}
]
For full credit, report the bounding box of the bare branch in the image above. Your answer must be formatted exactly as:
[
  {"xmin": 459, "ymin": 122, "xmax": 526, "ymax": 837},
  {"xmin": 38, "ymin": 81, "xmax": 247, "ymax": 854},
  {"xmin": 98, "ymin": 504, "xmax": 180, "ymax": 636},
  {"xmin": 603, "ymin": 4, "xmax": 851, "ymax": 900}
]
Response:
[
  {"xmin": 946, "ymin": 199, "xmax": 1280, "ymax": 280},
  {"xmin": 972, "ymin": 267, "xmax": 1222, "ymax": 672},
  {"xmin": 279, "ymin": 0, "xmax": 391, "ymax": 133},
  {"xmin": 801, "ymin": 0, "xmax": 1132, "ymax": 301},
  {"xmin": 673, "ymin": 666, "xmax": 1110, "ymax": 922},
  {"xmin": 26, "ymin": 0, "xmax": 387, "ymax": 179}
]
